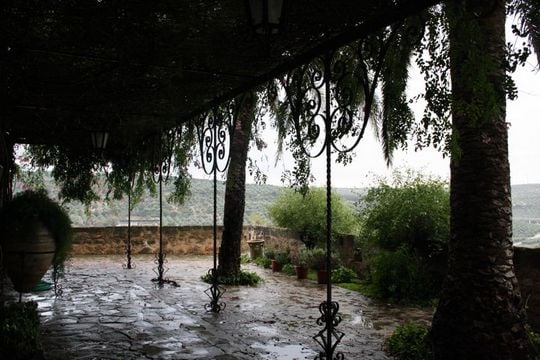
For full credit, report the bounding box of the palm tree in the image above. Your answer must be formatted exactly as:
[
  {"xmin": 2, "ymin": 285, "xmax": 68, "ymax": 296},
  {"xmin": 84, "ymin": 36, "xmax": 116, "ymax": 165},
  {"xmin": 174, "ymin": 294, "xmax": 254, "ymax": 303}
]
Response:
[{"xmin": 430, "ymin": 1, "xmax": 530, "ymax": 358}]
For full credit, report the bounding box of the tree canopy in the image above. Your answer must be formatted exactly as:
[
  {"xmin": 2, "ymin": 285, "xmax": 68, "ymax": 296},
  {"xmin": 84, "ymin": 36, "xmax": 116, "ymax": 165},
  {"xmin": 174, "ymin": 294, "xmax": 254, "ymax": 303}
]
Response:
[{"xmin": 268, "ymin": 188, "xmax": 357, "ymax": 248}]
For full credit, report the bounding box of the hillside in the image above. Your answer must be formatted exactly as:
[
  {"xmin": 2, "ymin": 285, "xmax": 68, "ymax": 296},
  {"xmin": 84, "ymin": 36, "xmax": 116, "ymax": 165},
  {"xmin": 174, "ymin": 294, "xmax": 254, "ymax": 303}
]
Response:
[
  {"xmin": 511, "ymin": 184, "xmax": 540, "ymax": 247},
  {"xmin": 16, "ymin": 175, "xmax": 540, "ymax": 247}
]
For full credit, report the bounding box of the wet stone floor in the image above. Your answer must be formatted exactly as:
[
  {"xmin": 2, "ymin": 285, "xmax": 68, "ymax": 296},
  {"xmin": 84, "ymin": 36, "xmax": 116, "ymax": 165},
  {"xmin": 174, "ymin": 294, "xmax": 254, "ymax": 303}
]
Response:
[{"xmin": 8, "ymin": 256, "xmax": 432, "ymax": 359}]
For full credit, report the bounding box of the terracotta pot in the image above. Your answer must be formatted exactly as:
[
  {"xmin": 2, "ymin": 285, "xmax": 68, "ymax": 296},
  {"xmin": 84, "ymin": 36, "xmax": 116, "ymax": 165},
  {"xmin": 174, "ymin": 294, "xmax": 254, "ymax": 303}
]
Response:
[
  {"xmin": 271, "ymin": 259, "xmax": 282, "ymax": 272},
  {"xmin": 2, "ymin": 224, "xmax": 56, "ymax": 293},
  {"xmin": 316, "ymin": 270, "xmax": 328, "ymax": 284},
  {"xmin": 295, "ymin": 265, "xmax": 308, "ymax": 280}
]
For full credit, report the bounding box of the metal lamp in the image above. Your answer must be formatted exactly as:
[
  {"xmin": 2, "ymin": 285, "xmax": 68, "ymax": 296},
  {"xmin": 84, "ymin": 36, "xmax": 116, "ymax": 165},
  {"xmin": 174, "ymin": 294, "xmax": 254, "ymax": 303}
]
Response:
[
  {"xmin": 90, "ymin": 131, "xmax": 109, "ymax": 151},
  {"xmin": 248, "ymin": 0, "xmax": 285, "ymax": 35}
]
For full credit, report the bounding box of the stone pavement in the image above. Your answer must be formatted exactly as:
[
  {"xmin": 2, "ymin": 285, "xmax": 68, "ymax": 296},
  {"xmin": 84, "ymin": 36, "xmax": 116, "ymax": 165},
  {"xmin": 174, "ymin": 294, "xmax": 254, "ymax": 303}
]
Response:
[{"xmin": 12, "ymin": 255, "xmax": 432, "ymax": 359}]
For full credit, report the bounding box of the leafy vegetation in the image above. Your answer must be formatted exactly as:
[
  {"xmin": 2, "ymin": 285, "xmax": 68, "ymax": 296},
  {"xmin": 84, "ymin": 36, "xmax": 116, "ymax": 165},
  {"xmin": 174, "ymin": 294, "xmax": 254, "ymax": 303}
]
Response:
[
  {"xmin": 281, "ymin": 264, "xmax": 296, "ymax": 276},
  {"xmin": 12, "ymin": 173, "xmax": 540, "ymax": 249},
  {"xmin": 0, "ymin": 302, "xmax": 43, "ymax": 360},
  {"xmin": 253, "ymin": 256, "xmax": 272, "ymax": 269},
  {"xmin": 331, "ymin": 266, "xmax": 357, "ymax": 283},
  {"xmin": 303, "ymin": 247, "xmax": 327, "ymax": 270},
  {"xmin": 385, "ymin": 322, "xmax": 433, "ymax": 360},
  {"xmin": 268, "ymin": 188, "xmax": 357, "ymax": 248},
  {"xmin": 530, "ymin": 331, "xmax": 540, "ymax": 359},
  {"xmin": 274, "ymin": 251, "xmax": 291, "ymax": 265},
  {"xmin": 0, "ymin": 189, "xmax": 73, "ymax": 266},
  {"xmin": 201, "ymin": 270, "xmax": 263, "ymax": 286},
  {"xmin": 358, "ymin": 172, "xmax": 449, "ymax": 303}
]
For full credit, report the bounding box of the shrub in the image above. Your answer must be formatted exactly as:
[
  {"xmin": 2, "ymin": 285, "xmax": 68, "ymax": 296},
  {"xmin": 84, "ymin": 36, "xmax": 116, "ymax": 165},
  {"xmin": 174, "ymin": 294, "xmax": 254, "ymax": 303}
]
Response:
[
  {"xmin": 268, "ymin": 188, "xmax": 357, "ymax": 248},
  {"xmin": 254, "ymin": 256, "xmax": 272, "ymax": 269},
  {"xmin": 303, "ymin": 248, "xmax": 340, "ymax": 271},
  {"xmin": 240, "ymin": 254, "xmax": 251, "ymax": 264},
  {"xmin": 385, "ymin": 322, "xmax": 432, "ymax": 360},
  {"xmin": 358, "ymin": 171, "xmax": 449, "ymax": 302},
  {"xmin": 332, "ymin": 266, "xmax": 356, "ymax": 283},
  {"xmin": 359, "ymin": 171, "xmax": 449, "ymax": 257},
  {"xmin": 201, "ymin": 270, "xmax": 263, "ymax": 286},
  {"xmin": 530, "ymin": 331, "xmax": 540, "ymax": 359},
  {"xmin": 264, "ymin": 249, "xmax": 276, "ymax": 260},
  {"xmin": 282, "ymin": 264, "xmax": 296, "ymax": 276},
  {"xmin": 274, "ymin": 251, "xmax": 291, "ymax": 265},
  {"xmin": 0, "ymin": 301, "xmax": 43, "ymax": 360},
  {"xmin": 304, "ymin": 247, "xmax": 327, "ymax": 270}
]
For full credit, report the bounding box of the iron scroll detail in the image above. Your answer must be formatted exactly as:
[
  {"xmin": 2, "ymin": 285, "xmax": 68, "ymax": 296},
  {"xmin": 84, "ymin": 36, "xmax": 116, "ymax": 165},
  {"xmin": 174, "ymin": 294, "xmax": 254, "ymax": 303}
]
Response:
[
  {"xmin": 282, "ymin": 36, "xmax": 395, "ymax": 359},
  {"xmin": 196, "ymin": 104, "xmax": 236, "ymax": 313}
]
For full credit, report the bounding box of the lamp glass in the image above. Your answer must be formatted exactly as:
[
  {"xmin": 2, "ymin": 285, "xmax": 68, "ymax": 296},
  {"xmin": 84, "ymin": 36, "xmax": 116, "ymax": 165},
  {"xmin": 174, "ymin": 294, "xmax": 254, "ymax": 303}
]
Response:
[
  {"xmin": 249, "ymin": 0, "xmax": 283, "ymax": 34},
  {"xmin": 91, "ymin": 131, "xmax": 109, "ymax": 150}
]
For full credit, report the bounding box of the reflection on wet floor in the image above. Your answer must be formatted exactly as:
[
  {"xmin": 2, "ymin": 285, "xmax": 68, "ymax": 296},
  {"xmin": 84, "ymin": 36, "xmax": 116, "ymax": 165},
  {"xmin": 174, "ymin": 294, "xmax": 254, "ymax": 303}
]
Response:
[{"xmin": 5, "ymin": 255, "xmax": 433, "ymax": 359}]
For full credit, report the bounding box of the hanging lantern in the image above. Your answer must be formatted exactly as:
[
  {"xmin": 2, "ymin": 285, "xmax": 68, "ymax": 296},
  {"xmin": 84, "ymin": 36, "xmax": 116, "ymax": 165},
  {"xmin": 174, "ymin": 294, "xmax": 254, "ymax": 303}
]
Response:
[
  {"xmin": 248, "ymin": 0, "xmax": 285, "ymax": 35},
  {"xmin": 90, "ymin": 131, "xmax": 109, "ymax": 151}
]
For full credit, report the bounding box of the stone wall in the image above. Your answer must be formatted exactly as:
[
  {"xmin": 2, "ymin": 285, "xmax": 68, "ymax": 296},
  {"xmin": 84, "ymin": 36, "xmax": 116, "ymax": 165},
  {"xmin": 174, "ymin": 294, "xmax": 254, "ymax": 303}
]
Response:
[
  {"xmin": 71, "ymin": 225, "xmax": 303, "ymax": 256},
  {"xmin": 514, "ymin": 247, "xmax": 540, "ymax": 332}
]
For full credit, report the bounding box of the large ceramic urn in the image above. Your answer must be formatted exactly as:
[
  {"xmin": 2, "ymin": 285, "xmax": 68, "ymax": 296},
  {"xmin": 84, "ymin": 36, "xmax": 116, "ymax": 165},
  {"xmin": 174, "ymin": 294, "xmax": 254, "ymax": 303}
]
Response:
[{"xmin": 2, "ymin": 223, "xmax": 56, "ymax": 293}]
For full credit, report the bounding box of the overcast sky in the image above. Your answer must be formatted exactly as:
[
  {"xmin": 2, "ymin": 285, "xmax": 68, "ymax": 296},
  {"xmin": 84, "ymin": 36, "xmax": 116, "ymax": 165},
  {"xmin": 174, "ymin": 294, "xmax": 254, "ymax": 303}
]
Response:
[{"xmin": 190, "ymin": 56, "xmax": 539, "ymax": 189}]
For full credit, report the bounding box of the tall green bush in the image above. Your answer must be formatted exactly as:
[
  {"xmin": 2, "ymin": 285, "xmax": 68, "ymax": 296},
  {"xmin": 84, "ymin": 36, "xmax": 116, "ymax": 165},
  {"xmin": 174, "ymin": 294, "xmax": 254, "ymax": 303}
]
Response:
[
  {"xmin": 358, "ymin": 172, "xmax": 449, "ymax": 302},
  {"xmin": 268, "ymin": 188, "xmax": 357, "ymax": 248}
]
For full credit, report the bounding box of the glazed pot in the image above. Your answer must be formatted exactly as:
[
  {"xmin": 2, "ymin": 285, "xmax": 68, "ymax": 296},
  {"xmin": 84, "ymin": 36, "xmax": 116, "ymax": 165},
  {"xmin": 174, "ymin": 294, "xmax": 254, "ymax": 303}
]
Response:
[{"xmin": 2, "ymin": 224, "xmax": 56, "ymax": 293}]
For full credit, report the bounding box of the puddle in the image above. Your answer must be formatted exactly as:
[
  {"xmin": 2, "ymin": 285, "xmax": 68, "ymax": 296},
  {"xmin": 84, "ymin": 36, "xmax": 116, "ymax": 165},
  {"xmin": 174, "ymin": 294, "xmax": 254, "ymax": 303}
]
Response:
[
  {"xmin": 351, "ymin": 313, "xmax": 374, "ymax": 329},
  {"xmin": 251, "ymin": 342, "xmax": 317, "ymax": 360},
  {"xmin": 250, "ymin": 325, "xmax": 279, "ymax": 336}
]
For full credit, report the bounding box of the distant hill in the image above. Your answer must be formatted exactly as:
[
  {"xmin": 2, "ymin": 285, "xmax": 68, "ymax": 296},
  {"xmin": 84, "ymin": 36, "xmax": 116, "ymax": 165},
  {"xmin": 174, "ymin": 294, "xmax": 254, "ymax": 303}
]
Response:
[
  {"xmin": 511, "ymin": 184, "xmax": 540, "ymax": 248},
  {"xmin": 18, "ymin": 175, "xmax": 540, "ymax": 248}
]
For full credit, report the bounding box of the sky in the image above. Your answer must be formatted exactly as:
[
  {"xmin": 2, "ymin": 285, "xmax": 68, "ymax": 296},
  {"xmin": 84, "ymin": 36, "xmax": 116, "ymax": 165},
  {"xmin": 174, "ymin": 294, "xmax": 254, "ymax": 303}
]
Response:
[{"xmin": 190, "ymin": 55, "xmax": 539, "ymax": 189}]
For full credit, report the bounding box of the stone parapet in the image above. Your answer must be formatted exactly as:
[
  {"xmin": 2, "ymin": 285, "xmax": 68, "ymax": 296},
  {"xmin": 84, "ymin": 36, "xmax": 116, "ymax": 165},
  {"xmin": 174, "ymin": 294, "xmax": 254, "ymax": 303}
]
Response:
[{"xmin": 71, "ymin": 225, "xmax": 303, "ymax": 256}]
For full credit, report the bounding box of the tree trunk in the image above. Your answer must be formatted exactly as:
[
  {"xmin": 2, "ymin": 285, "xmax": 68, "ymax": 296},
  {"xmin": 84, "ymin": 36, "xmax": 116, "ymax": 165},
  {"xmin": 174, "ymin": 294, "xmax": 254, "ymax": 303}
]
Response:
[
  {"xmin": 431, "ymin": 1, "xmax": 529, "ymax": 359},
  {"xmin": 218, "ymin": 92, "xmax": 256, "ymax": 276}
]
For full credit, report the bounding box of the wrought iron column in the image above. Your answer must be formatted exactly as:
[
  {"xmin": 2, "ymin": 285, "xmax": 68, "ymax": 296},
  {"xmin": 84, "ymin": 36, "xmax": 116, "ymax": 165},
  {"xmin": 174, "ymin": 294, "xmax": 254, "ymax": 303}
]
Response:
[
  {"xmin": 196, "ymin": 107, "xmax": 234, "ymax": 313},
  {"xmin": 0, "ymin": 245, "xmax": 4, "ymax": 307},
  {"xmin": 282, "ymin": 37, "xmax": 390, "ymax": 356},
  {"xmin": 52, "ymin": 262, "xmax": 63, "ymax": 297},
  {"xmin": 124, "ymin": 182, "xmax": 133, "ymax": 270},
  {"xmin": 310, "ymin": 54, "xmax": 345, "ymax": 360},
  {"xmin": 152, "ymin": 166, "xmax": 178, "ymax": 287},
  {"xmin": 151, "ymin": 132, "xmax": 178, "ymax": 288}
]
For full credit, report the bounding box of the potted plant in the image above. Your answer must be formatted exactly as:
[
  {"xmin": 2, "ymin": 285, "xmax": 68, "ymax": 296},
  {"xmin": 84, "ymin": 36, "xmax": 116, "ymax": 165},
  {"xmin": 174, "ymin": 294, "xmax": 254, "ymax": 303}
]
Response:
[
  {"xmin": 293, "ymin": 249, "xmax": 309, "ymax": 280},
  {"xmin": 269, "ymin": 250, "xmax": 290, "ymax": 273},
  {"xmin": 263, "ymin": 249, "xmax": 280, "ymax": 272},
  {"xmin": 306, "ymin": 247, "xmax": 329, "ymax": 284},
  {"xmin": 0, "ymin": 189, "xmax": 72, "ymax": 292}
]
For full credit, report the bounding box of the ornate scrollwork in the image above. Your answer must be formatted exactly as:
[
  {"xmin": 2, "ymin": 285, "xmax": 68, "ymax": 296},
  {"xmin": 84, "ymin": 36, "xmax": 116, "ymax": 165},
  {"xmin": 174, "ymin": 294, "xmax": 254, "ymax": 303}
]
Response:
[
  {"xmin": 204, "ymin": 269, "xmax": 226, "ymax": 313},
  {"xmin": 196, "ymin": 105, "xmax": 235, "ymax": 175},
  {"xmin": 283, "ymin": 33, "xmax": 397, "ymax": 161},
  {"xmin": 313, "ymin": 301, "xmax": 345, "ymax": 360},
  {"xmin": 151, "ymin": 252, "xmax": 178, "ymax": 288},
  {"xmin": 151, "ymin": 129, "xmax": 177, "ymax": 184},
  {"xmin": 281, "ymin": 33, "xmax": 400, "ymax": 358},
  {"xmin": 195, "ymin": 103, "xmax": 236, "ymax": 313},
  {"xmin": 52, "ymin": 263, "xmax": 64, "ymax": 297}
]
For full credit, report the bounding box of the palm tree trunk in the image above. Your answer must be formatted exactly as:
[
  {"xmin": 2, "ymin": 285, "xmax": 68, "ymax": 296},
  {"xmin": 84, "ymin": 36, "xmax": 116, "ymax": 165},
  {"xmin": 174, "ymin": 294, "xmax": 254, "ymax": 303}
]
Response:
[
  {"xmin": 431, "ymin": 1, "xmax": 529, "ymax": 358},
  {"xmin": 218, "ymin": 92, "xmax": 256, "ymax": 276}
]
